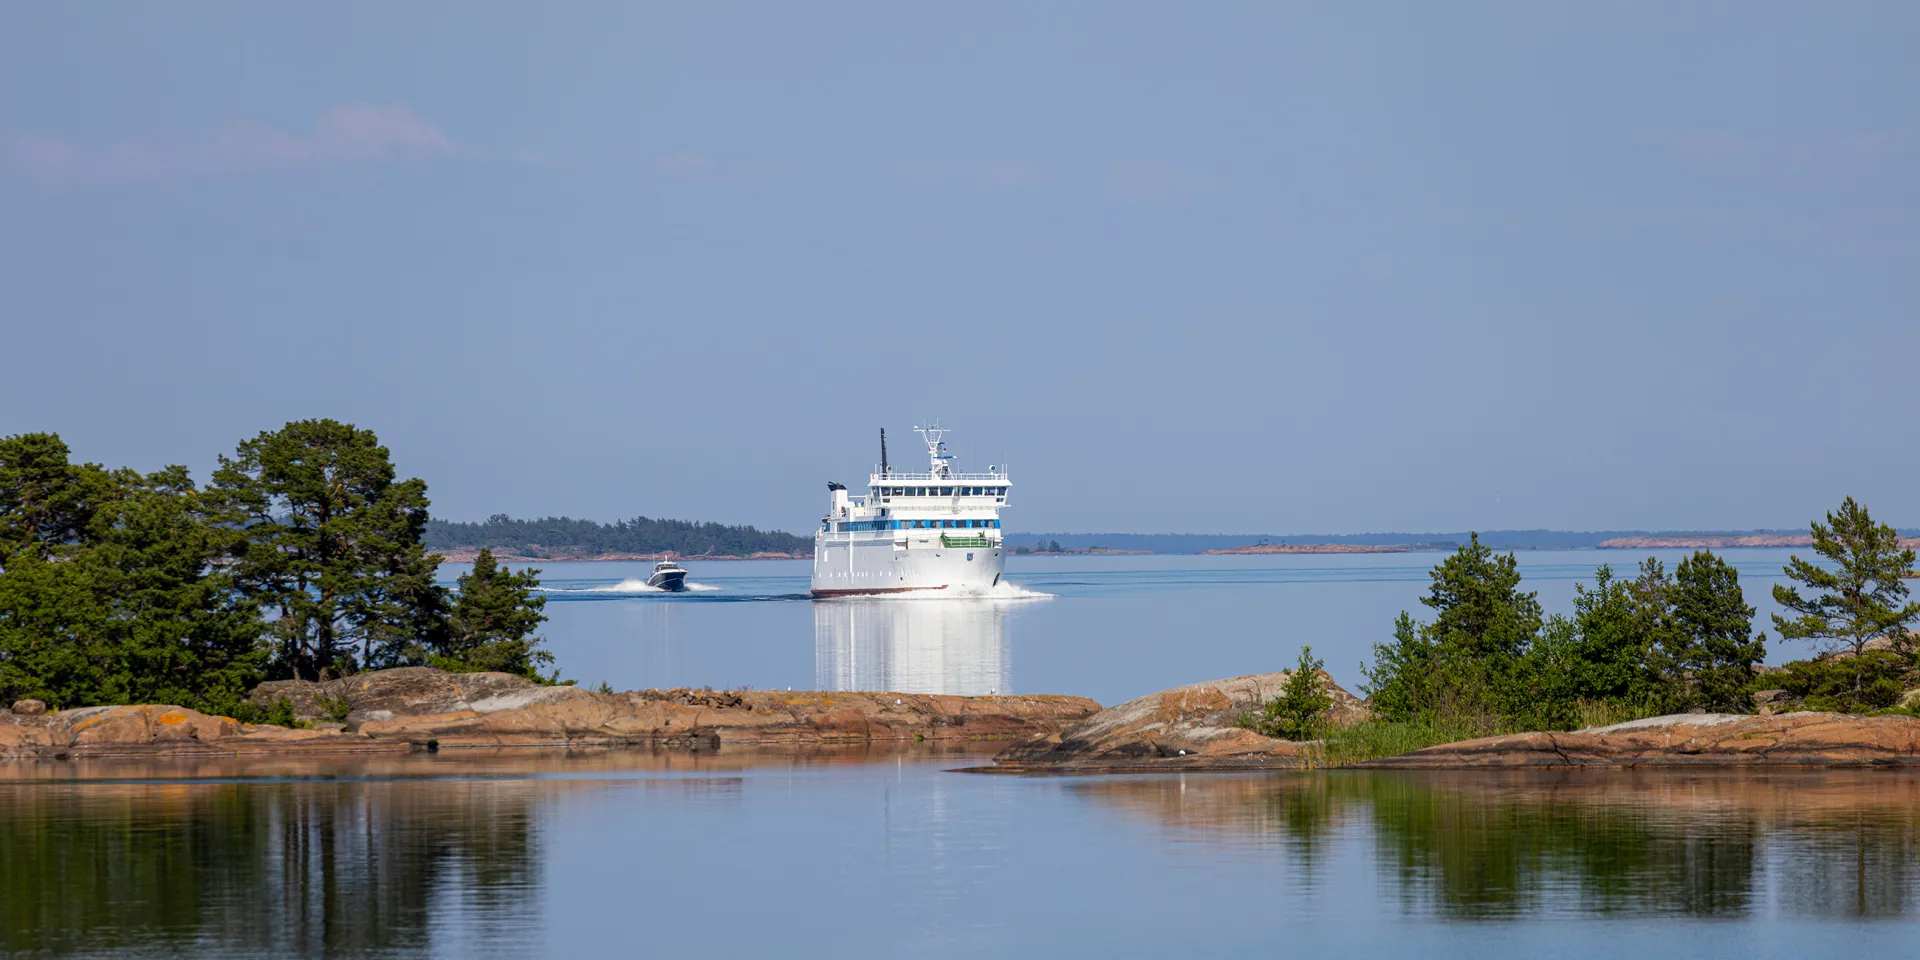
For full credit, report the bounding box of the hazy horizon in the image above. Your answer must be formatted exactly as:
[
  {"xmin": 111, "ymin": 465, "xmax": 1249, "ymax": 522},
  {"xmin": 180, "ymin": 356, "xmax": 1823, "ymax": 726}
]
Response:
[{"xmin": 6, "ymin": 3, "xmax": 1916, "ymax": 534}]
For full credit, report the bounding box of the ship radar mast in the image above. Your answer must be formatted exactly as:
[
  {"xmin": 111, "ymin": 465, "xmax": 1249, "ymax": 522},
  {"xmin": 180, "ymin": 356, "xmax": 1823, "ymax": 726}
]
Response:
[{"xmin": 914, "ymin": 423, "xmax": 953, "ymax": 478}]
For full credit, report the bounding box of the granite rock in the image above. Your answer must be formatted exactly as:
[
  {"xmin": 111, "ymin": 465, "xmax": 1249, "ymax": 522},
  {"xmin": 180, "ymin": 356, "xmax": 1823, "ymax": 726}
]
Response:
[
  {"xmin": 1360, "ymin": 712, "xmax": 1920, "ymax": 768},
  {"xmin": 993, "ymin": 670, "xmax": 1371, "ymax": 773}
]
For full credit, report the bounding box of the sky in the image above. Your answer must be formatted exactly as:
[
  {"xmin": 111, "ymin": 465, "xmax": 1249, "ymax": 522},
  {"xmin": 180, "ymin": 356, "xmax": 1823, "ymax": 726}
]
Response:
[{"xmin": 3, "ymin": 2, "xmax": 1917, "ymax": 535}]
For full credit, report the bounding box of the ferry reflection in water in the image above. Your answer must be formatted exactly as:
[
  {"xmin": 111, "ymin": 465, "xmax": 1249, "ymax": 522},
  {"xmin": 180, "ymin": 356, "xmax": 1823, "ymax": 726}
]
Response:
[{"xmin": 813, "ymin": 598, "xmax": 1011, "ymax": 695}]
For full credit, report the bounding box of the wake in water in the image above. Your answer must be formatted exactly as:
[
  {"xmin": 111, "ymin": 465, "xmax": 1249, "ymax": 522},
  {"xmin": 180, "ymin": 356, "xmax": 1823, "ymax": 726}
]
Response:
[
  {"xmin": 541, "ymin": 579, "xmax": 724, "ymax": 594},
  {"xmin": 825, "ymin": 581, "xmax": 1055, "ymax": 601}
]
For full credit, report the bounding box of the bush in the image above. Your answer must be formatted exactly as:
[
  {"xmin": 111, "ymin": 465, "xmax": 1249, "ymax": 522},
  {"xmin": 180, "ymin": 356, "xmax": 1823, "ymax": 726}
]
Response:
[
  {"xmin": 1767, "ymin": 651, "xmax": 1912, "ymax": 714},
  {"xmin": 224, "ymin": 695, "xmax": 299, "ymax": 728},
  {"xmin": 1242, "ymin": 646, "xmax": 1333, "ymax": 741},
  {"xmin": 314, "ymin": 692, "xmax": 352, "ymax": 724}
]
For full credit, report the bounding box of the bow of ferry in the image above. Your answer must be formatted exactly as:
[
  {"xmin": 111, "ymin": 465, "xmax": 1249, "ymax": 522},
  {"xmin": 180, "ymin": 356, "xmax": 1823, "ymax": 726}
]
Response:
[{"xmin": 812, "ymin": 425, "xmax": 1009, "ymax": 597}]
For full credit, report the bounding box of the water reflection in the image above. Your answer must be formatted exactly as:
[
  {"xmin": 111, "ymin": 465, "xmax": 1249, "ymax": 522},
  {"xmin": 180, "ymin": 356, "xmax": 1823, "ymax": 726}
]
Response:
[
  {"xmin": 814, "ymin": 599, "xmax": 1011, "ymax": 695},
  {"xmin": 1071, "ymin": 770, "xmax": 1920, "ymax": 920},
  {"xmin": 0, "ymin": 778, "xmax": 545, "ymax": 958}
]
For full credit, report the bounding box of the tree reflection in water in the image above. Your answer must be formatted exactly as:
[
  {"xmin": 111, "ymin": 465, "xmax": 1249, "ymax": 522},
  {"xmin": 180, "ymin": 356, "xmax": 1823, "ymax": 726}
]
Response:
[
  {"xmin": 0, "ymin": 778, "xmax": 544, "ymax": 957},
  {"xmin": 1068, "ymin": 769, "xmax": 1920, "ymax": 920}
]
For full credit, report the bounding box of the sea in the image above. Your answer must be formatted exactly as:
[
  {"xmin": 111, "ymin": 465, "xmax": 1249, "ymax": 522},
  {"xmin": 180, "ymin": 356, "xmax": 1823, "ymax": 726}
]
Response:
[{"xmin": 9, "ymin": 549, "xmax": 1920, "ymax": 958}]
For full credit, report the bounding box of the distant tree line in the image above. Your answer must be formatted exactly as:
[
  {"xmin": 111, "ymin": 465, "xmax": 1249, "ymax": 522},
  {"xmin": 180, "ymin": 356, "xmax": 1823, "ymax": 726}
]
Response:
[
  {"xmin": 425, "ymin": 514, "xmax": 810, "ymax": 558},
  {"xmin": 0, "ymin": 421, "xmax": 554, "ymax": 714}
]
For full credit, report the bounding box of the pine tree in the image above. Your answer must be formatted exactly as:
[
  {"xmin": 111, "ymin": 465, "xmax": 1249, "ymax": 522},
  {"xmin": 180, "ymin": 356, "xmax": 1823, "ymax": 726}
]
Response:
[
  {"xmin": 439, "ymin": 548, "xmax": 553, "ymax": 680},
  {"xmin": 1363, "ymin": 534, "xmax": 1545, "ymax": 723},
  {"xmin": 0, "ymin": 433, "xmax": 116, "ymax": 560},
  {"xmin": 1, "ymin": 435, "xmax": 265, "ymax": 710},
  {"xmin": 212, "ymin": 420, "xmax": 445, "ymax": 680},
  {"xmin": 1665, "ymin": 550, "xmax": 1763, "ymax": 713},
  {"xmin": 1247, "ymin": 645, "xmax": 1333, "ymax": 740},
  {"xmin": 1422, "ymin": 532, "xmax": 1543, "ymax": 661},
  {"xmin": 1772, "ymin": 497, "xmax": 1919, "ymax": 696},
  {"xmin": 1362, "ymin": 612, "xmax": 1433, "ymax": 721}
]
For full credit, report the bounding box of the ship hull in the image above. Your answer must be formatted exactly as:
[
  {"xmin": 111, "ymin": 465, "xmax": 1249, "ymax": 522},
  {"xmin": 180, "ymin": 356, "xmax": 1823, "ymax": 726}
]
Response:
[{"xmin": 811, "ymin": 533, "xmax": 1004, "ymax": 598}]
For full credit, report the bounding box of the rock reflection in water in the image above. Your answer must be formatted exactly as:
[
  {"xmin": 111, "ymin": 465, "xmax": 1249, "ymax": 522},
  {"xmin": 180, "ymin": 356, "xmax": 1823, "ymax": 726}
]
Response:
[
  {"xmin": 0, "ymin": 777, "xmax": 546, "ymax": 958},
  {"xmin": 814, "ymin": 598, "xmax": 1011, "ymax": 695},
  {"xmin": 1069, "ymin": 770, "xmax": 1920, "ymax": 920}
]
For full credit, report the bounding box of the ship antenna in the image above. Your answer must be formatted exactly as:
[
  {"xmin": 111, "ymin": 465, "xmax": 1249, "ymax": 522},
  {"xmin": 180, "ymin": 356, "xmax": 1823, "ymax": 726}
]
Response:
[{"xmin": 880, "ymin": 428, "xmax": 890, "ymax": 476}]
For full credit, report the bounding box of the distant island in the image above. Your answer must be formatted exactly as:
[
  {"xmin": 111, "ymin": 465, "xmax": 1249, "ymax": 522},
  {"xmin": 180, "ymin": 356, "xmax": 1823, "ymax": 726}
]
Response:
[
  {"xmin": 426, "ymin": 515, "xmax": 812, "ymax": 561},
  {"xmin": 1600, "ymin": 533, "xmax": 1920, "ymax": 550},
  {"xmin": 1204, "ymin": 543, "xmax": 1410, "ymax": 555},
  {"xmin": 1014, "ymin": 528, "xmax": 1920, "ymax": 554},
  {"xmin": 425, "ymin": 520, "xmax": 1920, "ymax": 562}
]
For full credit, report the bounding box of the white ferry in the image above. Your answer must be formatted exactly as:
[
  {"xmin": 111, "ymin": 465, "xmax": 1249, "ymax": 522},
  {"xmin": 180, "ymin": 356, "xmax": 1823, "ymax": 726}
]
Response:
[{"xmin": 812, "ymin": 425, "xmax": 1009, "ymax": 597}]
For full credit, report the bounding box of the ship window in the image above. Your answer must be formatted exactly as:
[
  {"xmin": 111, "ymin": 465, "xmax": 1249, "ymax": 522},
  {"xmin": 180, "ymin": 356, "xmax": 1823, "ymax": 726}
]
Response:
[{"xmin": 943, "ymin": 487, "xmax": 955, "ymax": 496}]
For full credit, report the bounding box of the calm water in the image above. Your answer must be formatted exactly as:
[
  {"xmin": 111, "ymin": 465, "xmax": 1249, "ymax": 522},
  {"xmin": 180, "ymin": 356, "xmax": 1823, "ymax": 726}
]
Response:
[
  {"xmin": 495, "ymin": 549, "xmax": 1816, "ymax": 704},
  {"xmin": 8, "ymin": 549, "xmax": 1892, "ymax": 958},
  {"xmin": 7, "ymin": 758, "xmax": 1920, "ymax": 957}
]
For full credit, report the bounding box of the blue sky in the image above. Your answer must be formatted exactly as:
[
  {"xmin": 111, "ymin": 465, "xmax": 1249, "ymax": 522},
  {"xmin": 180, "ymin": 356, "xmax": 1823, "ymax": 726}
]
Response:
[{"xmin": 4, "ymin": 2, "xmax": 1916, "ymax": 534}]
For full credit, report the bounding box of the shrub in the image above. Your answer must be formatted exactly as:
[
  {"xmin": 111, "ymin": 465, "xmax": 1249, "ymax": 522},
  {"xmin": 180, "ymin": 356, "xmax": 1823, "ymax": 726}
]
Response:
[
  {"xmin": 1767, "ymin": 651, "xmax": 1912, "ymax": 714},
  {"xmin": 1242, "ymin": 646, "xmax": 1333, "ymax": 741}
]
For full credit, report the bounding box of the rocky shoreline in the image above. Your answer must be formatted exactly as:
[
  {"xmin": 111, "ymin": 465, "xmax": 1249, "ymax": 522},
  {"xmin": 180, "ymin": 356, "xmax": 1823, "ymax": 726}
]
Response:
[
  {"xmin": 0, "ymin": 668, "xmax": 1099, "ymax": 761},
  {"xmin": 984, "ymin": 672, "xmax": 1920, "ymax": 773},
  {"xmin": 1359, "ymin": 712, "xmax": 1920, "ymax": 768},
  {"xmin": 17, "ymin": 666, "xmax": 1920, "ymax": 771}
]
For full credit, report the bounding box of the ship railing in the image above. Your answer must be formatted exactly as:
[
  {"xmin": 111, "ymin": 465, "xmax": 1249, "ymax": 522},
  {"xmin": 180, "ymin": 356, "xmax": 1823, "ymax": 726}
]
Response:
[
  {"xmin": 939, "ymin": 533, "xmax": 994, "ymax": 549},
  {"xmin": 868, "ymin": 471, "xmax": 1008, "ymax": 483}
]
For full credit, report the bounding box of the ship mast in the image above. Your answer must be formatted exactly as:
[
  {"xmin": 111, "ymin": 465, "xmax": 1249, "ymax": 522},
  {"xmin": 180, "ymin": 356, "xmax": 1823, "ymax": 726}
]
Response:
[{"xmin": 914, "ymin": 423, "xmax": 953, "ymax": 478}]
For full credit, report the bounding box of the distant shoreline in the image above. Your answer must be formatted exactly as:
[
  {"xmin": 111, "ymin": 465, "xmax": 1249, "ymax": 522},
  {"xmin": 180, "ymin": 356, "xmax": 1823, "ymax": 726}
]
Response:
[
  {"xmin": 1203, "ymin": 543, "xmax": 1410, "ymax": 555},
  {"xmin": 435, "ymin": 549, "xmax": 809, "ymax": 563}
]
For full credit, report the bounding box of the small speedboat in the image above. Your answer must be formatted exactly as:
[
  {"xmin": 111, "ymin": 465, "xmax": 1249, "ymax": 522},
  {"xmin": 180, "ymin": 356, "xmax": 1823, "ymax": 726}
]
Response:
[{"xmin": 647, "ymin": 560, "xmax": 689, "ymax": 592}]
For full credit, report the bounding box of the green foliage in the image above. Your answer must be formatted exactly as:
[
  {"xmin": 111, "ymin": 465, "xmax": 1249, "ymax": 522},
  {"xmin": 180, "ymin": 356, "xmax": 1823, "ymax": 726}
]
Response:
[
  {"xmin": 1, "ymin": 423, "xmax": 557, "ymax": 712},
  {"xmin": 594, "ymin": 681, "xmax": 614, "ymax": 695},
  {"xmin": 1363, "ymin": 534, "xmax": 1546, "ymax": 726},
  {"xmin": 1424, "ymin": 532, "xmax": 1543, "ymax": 660},
  {"xmin": 0, "ymin": 435, "xmax": 266, "ymax": 711},
  {"xmin": 1243, "ymin": 646, "xmax": 1333, "ymax": 741},
  {"xmin": 229, "ymin": 695, "xmax": 299, "ymax": 729},
  {"xmin": 1773, "ymin": 497, "xmax": 1920, "ymax": 697},
  {"xmin": 1361, "ymin": 612, "xmax": 1434, "ymax": 721},
  {"xmin": 314, "ymin": 692, "xmax": 352, "ymax": 724},
  {"xmin": 1561, "ymin": 561, "xmax": 1665, "ymax": 702},
  {"xmin": 1364, "ymin": 536, "xmax": 1767, "ymax": 731},
  {"xmin": 1662, "ymin": 550, "xmax": 1765, "ymax": 712},
  {"xmin": 1767, "ymin": 652, "xmax": 1911, "ymax": 714},
  {"xmin": 433, "ymin": 548, "xmax": 555, "ymax": 682},
  {"xmin": 1317, "ymin": 716, "xmax": 1501, "ymax": 768},
  {"xmin": 424, "ymin": 514, "xmax": 809, "ymax": 559},
  {"xmin": 211, "ymin": 419, "xmax": 446, "ymax": 680},
  {"xmin": 0, "ymin": 432, "xmax": 119, "ymax": 560}
]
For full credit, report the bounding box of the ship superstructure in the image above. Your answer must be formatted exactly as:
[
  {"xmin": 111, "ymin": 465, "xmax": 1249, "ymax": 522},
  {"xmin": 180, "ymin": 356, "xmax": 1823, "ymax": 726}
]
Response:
[{"xmin": 811, "ymin": 425, "xmax": 1009, "ymax": 597}]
